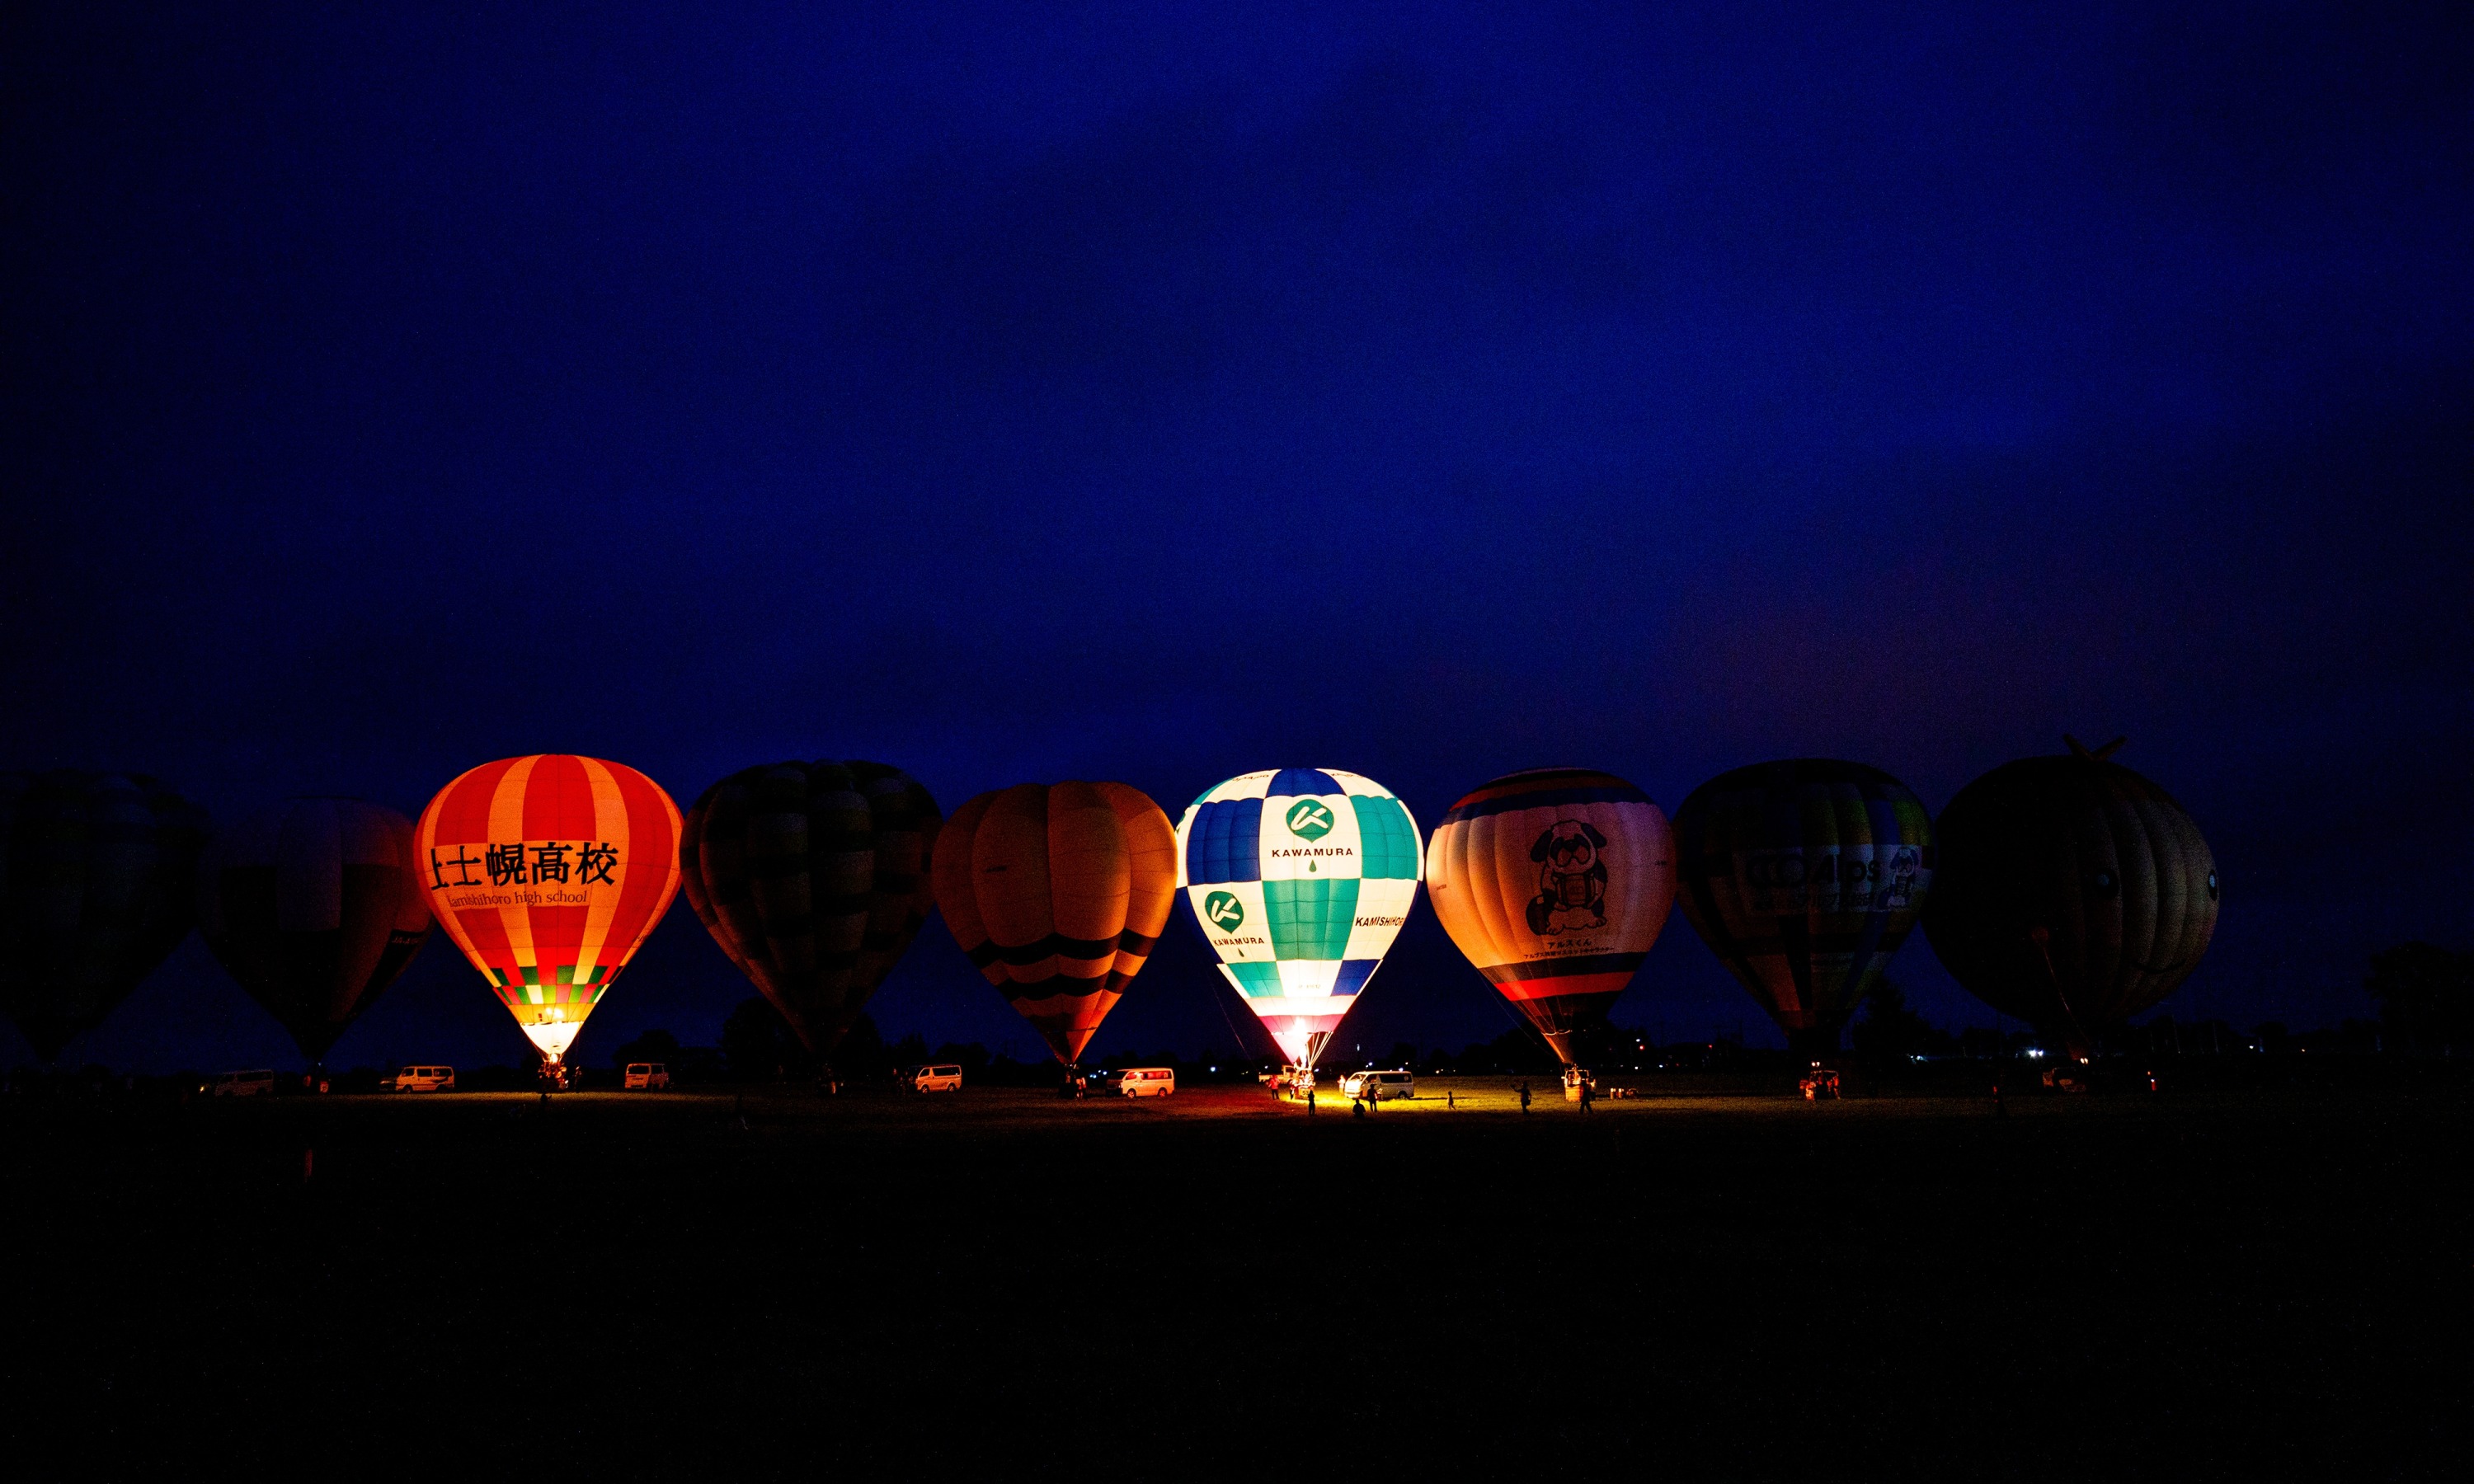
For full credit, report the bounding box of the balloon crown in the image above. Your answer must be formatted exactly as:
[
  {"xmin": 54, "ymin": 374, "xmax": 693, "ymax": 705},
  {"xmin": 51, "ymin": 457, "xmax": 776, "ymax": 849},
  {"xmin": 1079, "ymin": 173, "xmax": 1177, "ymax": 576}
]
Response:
[{"xmin": 2063, "ymin": 734, "xmax": 2127, "ymax": 762}]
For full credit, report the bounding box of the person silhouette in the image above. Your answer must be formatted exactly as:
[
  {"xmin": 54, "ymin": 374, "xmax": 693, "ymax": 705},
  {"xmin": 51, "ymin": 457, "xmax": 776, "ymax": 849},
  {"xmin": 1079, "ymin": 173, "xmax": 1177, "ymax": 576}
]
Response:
[{"xmin": 1517, "ymin": 1081, "xmax": 1532, "ymax": 1115}]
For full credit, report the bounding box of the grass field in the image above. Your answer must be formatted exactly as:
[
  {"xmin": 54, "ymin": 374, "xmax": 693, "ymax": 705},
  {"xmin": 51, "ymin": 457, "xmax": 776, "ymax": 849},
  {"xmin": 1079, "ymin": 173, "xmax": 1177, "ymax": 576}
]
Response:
[{"xmin": 5, "ymin": 1076, "xmax": 2465, "ymax": 1476}]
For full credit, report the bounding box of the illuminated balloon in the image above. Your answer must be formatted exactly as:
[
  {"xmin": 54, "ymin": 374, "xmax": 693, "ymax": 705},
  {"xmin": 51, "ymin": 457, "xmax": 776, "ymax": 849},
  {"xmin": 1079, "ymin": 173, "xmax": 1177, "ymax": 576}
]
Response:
[
  {"xmin": 0, "ymin": 771, "xmax": 212, "ymax": 1060},
  {"xmin": 1426, "ymin": 768, "xmax": 1674, "ymax": 1067},
  {"xmin": 1673, "ymin": 759, "xmax": 1935, "ymax": 1059},
  {"xmin": 680, "ymin": 761, "xmax": 940, "ymax": 1056},
  {"xmin": 933, "ymin": 782, "xmax": 1175, "ymax": 1067},
  {"xmin": 1921, "ymin": 737, "xmax": 2218, "ymax": 1057},
  {"xmin": 1176, "ymin": 769, "xmax": 1421, "ymax": 1072},
  {"xmin": 200, "ymin": 797, "xmax": 432, "ymax": 1064},
  {"xmin": 414, "ymin": 755, "xmax": 681, "ymax": 1068}
]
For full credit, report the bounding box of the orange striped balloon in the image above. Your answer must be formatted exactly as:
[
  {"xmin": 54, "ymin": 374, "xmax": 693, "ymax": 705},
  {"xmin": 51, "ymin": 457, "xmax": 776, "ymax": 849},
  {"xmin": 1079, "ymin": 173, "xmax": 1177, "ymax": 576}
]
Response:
[
  {"xmin": 414, "ymin": 754, "xmax": 682, "ymax": 1066},
  {"xmin": 932, "ymin": 781, "xmax": 1176, "ymax": 1068}
]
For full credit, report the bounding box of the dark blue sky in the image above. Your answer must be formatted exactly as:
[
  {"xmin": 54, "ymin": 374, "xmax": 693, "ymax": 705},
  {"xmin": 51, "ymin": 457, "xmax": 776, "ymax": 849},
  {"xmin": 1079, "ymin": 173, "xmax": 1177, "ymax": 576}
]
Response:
[{"xmin": 8, "ymin": 2, "xmax": 2470, "ymax": 1072}]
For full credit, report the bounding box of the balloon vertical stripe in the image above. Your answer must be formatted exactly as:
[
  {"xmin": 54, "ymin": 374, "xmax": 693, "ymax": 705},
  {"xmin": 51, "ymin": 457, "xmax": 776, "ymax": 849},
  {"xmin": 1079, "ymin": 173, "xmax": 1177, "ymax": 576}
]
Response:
[
  {"xmin": 600, "ymin": 758, "xmax": 678, "ymax": 982},
  {"xmin": 484, "ymin": 757, "xmax": 544, "ymax": 982},
  {"xmin": 1101, "ymin": 782, "xmax": 1178, "ymax": 991},
  {"xmin": 567, "ymin": 757, "xmax": 630, "ymax": 986}
]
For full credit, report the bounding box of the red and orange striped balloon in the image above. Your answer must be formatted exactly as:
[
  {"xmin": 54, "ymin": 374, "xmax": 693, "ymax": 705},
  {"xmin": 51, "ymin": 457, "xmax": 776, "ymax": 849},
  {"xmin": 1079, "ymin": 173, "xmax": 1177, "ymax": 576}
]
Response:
[{"xmin": 414, "ymin": 754, "xmax": 682, "ymax": 1067}]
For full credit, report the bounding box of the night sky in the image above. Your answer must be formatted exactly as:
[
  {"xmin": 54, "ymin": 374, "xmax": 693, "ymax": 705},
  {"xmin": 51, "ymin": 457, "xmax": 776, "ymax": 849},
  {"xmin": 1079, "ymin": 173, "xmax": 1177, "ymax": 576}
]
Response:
[{"xmin": 9, "ymin": 3, "xmax": 2469, "ymax": 1073}]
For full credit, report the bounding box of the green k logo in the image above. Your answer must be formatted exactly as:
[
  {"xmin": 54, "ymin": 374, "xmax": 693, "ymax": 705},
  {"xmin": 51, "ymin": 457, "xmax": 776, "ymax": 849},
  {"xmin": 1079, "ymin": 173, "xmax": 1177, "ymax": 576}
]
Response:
[
  {"xmin": 1203, "ymin": 890, "xmax": 1245, "ymax": 932},
  {"xmin": 1285, "ymin": 799, "xmax": 1336, "ymax": 841}
]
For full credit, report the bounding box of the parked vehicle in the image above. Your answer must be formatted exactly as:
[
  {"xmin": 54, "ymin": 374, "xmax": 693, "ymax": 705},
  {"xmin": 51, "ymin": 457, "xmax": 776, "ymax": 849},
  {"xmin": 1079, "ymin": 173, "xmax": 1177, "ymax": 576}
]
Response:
[
  {"xmin": 1340, "ymin": 1068, "xmax": 1415, "ymax": 1101},
  {"xmin": 623, "ymin": 1062, "xmax": 670, "ymax": 1091},
  {"xmin": 205, "ymin": 1069, "xmax": 278, "ymax": 1098},
  {"xmin": 383, "ymin": 1065, "xmax": 455, "ymax": 1092},
  {"xmin": 912, "ymin": 1064, "xmax": 964, "ymax": 1092},
  {"xmin": 1110, "ymin": 1067, "xmax": 1176, "ymax": 1097}
]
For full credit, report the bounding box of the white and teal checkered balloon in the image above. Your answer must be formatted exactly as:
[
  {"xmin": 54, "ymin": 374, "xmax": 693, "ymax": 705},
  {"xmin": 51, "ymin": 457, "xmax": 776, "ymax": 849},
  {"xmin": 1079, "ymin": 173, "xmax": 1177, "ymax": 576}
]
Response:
[{"xmin": 1175, "ymin": 768, "xmax": 1423, "ymax": 1070}]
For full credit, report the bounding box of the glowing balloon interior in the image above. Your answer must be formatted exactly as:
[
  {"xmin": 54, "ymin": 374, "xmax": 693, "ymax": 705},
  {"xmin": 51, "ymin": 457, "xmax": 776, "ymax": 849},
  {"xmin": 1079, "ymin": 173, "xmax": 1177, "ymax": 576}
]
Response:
[
  {"xmin": 415, "ymin": 755, "xmax": 681, "ymax": 1065},
  {"xmin": 1426, "ymin": 768, "xmax": 1674, "ymax": 1066},
  {"xmin": 933, "ymin": 781, "xmax": 1176, "ymax": 1067},
  {"xmin": 1176, "ymin": 768, "xmax": 1421, "ymax": 1071}
]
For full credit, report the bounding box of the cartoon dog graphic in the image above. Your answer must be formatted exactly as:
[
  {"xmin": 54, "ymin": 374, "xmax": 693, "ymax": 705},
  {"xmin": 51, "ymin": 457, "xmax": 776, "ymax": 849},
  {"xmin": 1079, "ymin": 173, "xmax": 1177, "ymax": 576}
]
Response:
[{"xmin": 1527, "ymin": 819, "xmax": 1609, "ymax": 935}]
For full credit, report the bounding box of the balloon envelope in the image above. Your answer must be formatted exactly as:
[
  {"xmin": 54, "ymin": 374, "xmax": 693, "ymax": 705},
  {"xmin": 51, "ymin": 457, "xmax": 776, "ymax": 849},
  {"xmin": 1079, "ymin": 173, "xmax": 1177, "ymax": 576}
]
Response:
[
  {"xmin": 680, "ymin": 760, "xmax": 940, "ymax": 1055},
  {"xmin": 1673, "ymin": 760, "xmax": 1934, "ymax": 1058},
  {"xmin": 200, "ymin": 796, "xmax": 433, "ymax": 1063},
  {"xmin": 1920, "ymin": 744, "xmax": 2218, "ymax": 1054},
  {"xmin": 414, "ymin": 755, "xmax": 681, "ymax": 1065},
  {"xmin": 0, "ymin": 771, "xmax": 212, "ymax": 1060},
  {"xmin": 933, "ymin": 781, "xmax": 1175, "ymax": 1065},
  {"xmin": 1176, "ymin": 768, "xmax": 1421, "ymax": 1071},
  {"xmin": 1426, "ymin": 768, "xmax": 1674, "ymax": 1066}
]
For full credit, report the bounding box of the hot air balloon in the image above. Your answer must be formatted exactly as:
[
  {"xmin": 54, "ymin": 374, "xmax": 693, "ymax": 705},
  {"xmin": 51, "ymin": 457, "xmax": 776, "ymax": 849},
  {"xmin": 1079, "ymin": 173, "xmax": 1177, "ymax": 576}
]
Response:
[
  {"xmin": 1673, "ymin": 760, "xmax": 1935, "ymax": 1062},
  {"xmin": 1920, "ymin": 736, "xmax": 2218, "ymax": 1059},
  {"xmin": 1426, "ymin": 768, "xmax": 1675, "ymax": 1068},
  {"xmin": 414, "ymin": 755, "xmax": 681, "ymax": 1073},
  {"xmin": 680, "ymin": 761, "xmax": 940, "ymax": 1061},
  {"xmin": 933, "ymin": 781, "xmax": 1175, "ymax": 1071},
  {"xmin": 200, "ymin": 797, "xmax": 433, "ymax": 1065},
  {"xmin": 0, "ymin": 771, "xmax": 212, "ymax": 1061},
  {"xmin": 1176, "ymin": 769, "xmax": 1421, "ymax": 1074}
]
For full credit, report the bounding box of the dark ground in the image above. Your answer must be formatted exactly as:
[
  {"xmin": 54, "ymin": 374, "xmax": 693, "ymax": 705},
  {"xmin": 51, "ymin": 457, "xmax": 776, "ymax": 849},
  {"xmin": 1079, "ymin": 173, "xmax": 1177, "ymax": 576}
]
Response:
[{"xmin": 3, "ymin": 1075, "xmax": 2464, "ymax": 1477}]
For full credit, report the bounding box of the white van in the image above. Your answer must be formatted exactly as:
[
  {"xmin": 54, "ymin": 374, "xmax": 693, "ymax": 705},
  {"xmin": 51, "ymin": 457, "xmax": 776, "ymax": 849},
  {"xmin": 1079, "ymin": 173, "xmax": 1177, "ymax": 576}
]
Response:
[
  {"xmin": 623, "ymin": 1063, "xmax": 670, "ymax": 1091},
  {"xmin": 1111, "ymin": 1067, "xmax": 1176, "ymax": 1098},
  {"xmin": 384, "ymin": 1065, "xmax": 455, "ymax": 1093},
  {"xmin": 912, "ymin": 1064, "xmax": 964, "ymax": 1092},
  {"xmin": 1340, "ymin": 1068, "xmax": 1414, "ymax": 1101},
  {"xmin": 206, "ymin": 1069, "xmax": 278, "ymax": 1098}
]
